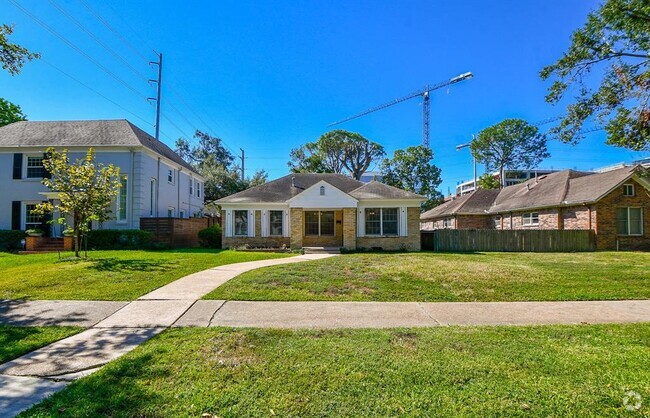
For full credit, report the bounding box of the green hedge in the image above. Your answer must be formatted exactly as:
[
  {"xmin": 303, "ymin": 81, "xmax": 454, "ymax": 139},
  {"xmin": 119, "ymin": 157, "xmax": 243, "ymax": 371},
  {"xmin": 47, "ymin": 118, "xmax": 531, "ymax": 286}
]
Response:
[
  {"xmin": 85, "ymin": 229, "xmax": 154, "ymax": 250},
  {"xmin": 198, "ymin": 225, "xmax": 222, "ymax": 248},
  {"xmin": 0, "ymin": 230, "xmax": 25, "ymax": 252}
]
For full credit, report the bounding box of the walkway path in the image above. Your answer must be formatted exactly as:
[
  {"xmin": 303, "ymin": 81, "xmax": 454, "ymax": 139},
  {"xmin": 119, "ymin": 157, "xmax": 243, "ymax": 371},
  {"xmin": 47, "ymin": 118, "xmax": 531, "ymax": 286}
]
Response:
[
  {"xmin": 0, "ymin": 253, "xmax": 333, "ymax": 417},
  {"xmin": 2, "ymin": 252, "xmax": 650, "ymax": 416}
]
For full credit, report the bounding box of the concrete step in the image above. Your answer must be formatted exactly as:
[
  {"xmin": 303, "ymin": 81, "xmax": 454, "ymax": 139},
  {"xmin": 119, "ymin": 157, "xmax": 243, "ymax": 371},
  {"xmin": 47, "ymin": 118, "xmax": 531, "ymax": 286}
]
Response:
[{"xmin": 303, "ymin": 247, "xmax": 341, "ymax": 255}]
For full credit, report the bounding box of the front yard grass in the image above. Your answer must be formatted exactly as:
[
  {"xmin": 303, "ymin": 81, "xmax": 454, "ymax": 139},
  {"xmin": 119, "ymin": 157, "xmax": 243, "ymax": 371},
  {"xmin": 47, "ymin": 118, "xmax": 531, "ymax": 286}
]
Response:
[
  {"xmin": 23, "ymin": 324, "xmax": 650, "ymax": 417},
  {"xmin": 0, "ymin": 250, "xmax": 292, "ymax": 301},
  {"xmin": 0, "ymin": 325, "xmax": 82, "ymax": 363},
  {"xmin": 206, "ymin": 251, "xmax": 650, "ymax": 302}
]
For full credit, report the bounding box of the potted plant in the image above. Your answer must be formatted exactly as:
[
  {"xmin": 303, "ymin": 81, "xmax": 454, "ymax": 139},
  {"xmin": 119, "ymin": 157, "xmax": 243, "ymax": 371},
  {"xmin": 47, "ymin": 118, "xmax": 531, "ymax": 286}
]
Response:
[
  {"xmin": 26, "ymin": 228, "xmax": 44, "ymax": 237},
  {"xmin": 62, "ymin": 228, "xmax": 75, "ymax": 237}
]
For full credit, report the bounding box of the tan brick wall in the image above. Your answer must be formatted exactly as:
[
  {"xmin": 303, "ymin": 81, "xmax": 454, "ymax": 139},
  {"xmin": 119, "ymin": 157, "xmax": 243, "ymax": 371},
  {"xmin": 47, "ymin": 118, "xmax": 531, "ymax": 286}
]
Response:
[
  {"xmin": 357, "ymin": 207, "xmax": 421, "ymax": 251},
  {"xmin": 561, "ymin": 206, "xmax": 593, "ymax": 230},
  {"xmin": 342, "ymin": 208, "xmax": 357, "ymax": 249},
  {"xmin": 221, "ymin": 210, "xmax": 290, "ymax": 249},
  {"xmin": 594, "ymin": 179, "xmax": 650, "ymax": 250},
  {"xmin": 502, "ymin": 209, "xmax": 559, "ymax": 230},
  {"xmin": 290, "ymin": 208, "xmax": 303, "ymax": 249}
]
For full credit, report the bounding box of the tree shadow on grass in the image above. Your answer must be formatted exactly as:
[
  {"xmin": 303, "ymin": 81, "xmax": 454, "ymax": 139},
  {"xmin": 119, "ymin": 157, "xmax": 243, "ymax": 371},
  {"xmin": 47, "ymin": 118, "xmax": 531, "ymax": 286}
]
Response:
[
  {"xmin": 89, "ymin": 258, "xmax": 177, "ymax": 273},
  {"xmin": 21, "ymin": 351, "xmax": 166, "ymax": 417}
]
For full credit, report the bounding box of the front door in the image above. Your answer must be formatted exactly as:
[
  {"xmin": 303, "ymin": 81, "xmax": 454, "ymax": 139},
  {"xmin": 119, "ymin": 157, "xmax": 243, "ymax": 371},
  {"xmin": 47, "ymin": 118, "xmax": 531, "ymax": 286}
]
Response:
[{"xmin": 302, "ymin": 210, "xmax": 343, "ymax": 247}]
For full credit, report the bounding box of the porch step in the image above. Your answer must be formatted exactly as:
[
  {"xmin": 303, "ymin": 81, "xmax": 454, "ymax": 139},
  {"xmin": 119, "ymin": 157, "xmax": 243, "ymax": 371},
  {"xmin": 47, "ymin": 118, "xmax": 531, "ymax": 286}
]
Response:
[{"xmin": 303, "ymin": 247, "xmax": 341, "ymax": 255}]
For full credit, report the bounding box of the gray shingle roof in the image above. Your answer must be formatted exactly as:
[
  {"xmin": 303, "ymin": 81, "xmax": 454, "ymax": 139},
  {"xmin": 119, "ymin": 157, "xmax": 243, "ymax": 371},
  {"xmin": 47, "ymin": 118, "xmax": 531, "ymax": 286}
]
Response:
[
  {"xmin": 420, "ymin": 166, "xmax": 646, "ymax": 220},
  {"xmin": 348, "ymin": 181, "xmax": 425, "ymax": 200},
  {"xmin": 217, "ymin": 173, "xmax": 424, "ymax": 203},
  {"xmin": 0, "ymin": 120, "xmax": 199, "ymax": 175},
  {"xmin": 420, "ymin": 188, "xmax": 499, "ymax": 220}
]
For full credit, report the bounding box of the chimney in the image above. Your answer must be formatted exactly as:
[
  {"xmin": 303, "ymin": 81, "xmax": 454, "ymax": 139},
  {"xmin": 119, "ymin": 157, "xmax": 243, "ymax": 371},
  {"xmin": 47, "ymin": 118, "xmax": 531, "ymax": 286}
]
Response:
[{"xmin": 291, "ymin": 176, "xmax": 296, "ymax": 188}]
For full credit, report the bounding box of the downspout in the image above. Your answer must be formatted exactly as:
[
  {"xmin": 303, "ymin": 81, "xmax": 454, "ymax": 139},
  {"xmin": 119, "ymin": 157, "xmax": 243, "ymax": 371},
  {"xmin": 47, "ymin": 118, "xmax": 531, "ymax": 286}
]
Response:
[
  {"xmin": 130, "ymin": 150, "xmax": 135, "ymax": 228},
  {"xmin": 156, "ymin": 157, "xmax": 160, "ymax": 217},
  {"xmin": 177, "ymin": 167, "xmax": 182, "ymax": 217}
]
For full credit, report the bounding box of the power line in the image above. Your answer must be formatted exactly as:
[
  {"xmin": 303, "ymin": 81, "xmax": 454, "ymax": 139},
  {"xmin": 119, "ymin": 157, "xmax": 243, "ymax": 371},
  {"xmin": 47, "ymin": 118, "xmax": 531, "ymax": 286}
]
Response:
[
  {"xmin": 78, "ymin": 0, "xmax": 150, "ymax": 64},
  {"xmin": 8, "ymin": 0, "xmax": 148, "ymax": 101},
  {"xmin": 40, "ymin": 58, "xmax": 153, "ymax": 127},
  {"xmin": 46, "ymin": 0, "xmax": 149, "ymax": 82}
]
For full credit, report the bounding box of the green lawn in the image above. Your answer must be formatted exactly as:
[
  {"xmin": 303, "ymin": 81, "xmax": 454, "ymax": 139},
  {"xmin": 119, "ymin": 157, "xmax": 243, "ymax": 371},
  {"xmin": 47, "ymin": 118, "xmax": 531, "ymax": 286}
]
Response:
[
  {"xmin": 0, "ymin": 325, "xmax": 81, "ymax": 363},
  {"xmin": 0, "ymin": 250, "xmax": 292, "ymax": 301},
  {"xmin": 205, "ymin": 252, "xmax": 650, "ymax": 302},
  {"xmin": 23, "ymin": 324, "xmax": 650, "ymax": 417}
]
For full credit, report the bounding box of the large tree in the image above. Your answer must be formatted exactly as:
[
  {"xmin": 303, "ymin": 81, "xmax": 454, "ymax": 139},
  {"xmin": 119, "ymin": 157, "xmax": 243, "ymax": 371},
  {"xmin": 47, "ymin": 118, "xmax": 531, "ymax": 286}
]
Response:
[
  {"xmin": 288, "ymin": 130, "xmax": 385, "ymax": 180},
  {"xmin": 175, "ymin": 130, "xmax": 266, "ymax": 202},
  {"xmin": 540, "ymin": 0, "xmax": 650, "ymax": 151},
  {"xmin": 381, "ymin": 145, "xmax": 443, "ymax": 210},
  {"xmin": 1, "ymin": 24, "xmax": 40, "ymax": 75},
  {"xmin": 34, "ymin": 148, "xmax": 122, "ymax": 257},
  {"xmin": 0, "ymin": 98, "xmax": 26, "ymax": 127},
  {"xmin": 470, "ymin": 119, "xmax": 549, "ymax": 187}
]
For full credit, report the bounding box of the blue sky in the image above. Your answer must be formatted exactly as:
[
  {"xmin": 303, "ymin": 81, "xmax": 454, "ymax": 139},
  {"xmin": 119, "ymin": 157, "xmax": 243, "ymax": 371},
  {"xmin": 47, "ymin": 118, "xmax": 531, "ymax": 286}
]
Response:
[{"xmin": 2, "ymin": 0, "xmax": 648, "ymax": 194}]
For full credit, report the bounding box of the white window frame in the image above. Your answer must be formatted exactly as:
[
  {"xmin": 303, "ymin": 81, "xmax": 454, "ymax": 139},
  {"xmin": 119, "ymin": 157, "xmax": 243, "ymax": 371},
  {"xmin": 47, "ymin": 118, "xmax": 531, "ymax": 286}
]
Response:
[
  {"xmin": 23, "ymin": 202, "xmax": 44, "ymax": 231},
  {"xmin": 167, "ymin": 207, "xmax": 175, "ymax": 218},
  {"xmin": 233, "ymin": 210, "xmax": 249, "ymax": 237},
  {"xmin": 167, "ymin": 168, "xmax": 175, "ymax": 185},
  {"xmin": 522, "ymin": 212, "xmax": 539, "ymax": 226},
  {"xmin": 617, "ymin": 207, "xmax": 643, "ymax": 236},
  {"xmin": 364, "ymin": 208, "xmax": 399, "ymax": 236},
  {"xmin": 269, "ymin": 210, "xmax": 284, "ymax": 237},
  {"xmin": 179, "ymin": 209, "xmax": 186, "ymax": 219},
  {"xmin": 623, "ymin": 184, "xmax": 635, "ymax": 197},
  {"xmin": 25, "ymin": 155, "xmax": 45, "ymax": 179},
  {"xmin": 116, "ymin": 176, "xmax": 128, "ymax": 224},
  {"xmin": 443, "ymin": 218, "xmax": 452, "ymax": 229}
]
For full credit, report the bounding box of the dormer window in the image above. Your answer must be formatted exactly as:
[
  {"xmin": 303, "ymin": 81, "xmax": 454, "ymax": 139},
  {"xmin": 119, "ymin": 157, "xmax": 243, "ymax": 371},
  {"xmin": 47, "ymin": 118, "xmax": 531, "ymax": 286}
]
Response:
[
  {"xmin": 320, "ymin": 185, "xmax": 325, "ymax": 196},
  {"xmin": 623, "ymin": 184, "xmax": 635, "ymax": 196}
]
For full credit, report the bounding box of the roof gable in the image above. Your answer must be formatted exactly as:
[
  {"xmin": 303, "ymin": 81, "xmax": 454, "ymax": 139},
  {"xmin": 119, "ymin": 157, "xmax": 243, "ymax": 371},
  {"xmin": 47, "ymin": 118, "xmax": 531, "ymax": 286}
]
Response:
[
  {"xmin": 287, "ymin": 180, "xmax": 359, "ymax": 208},
  {"xmin": 349, "ymin": 180, "xmax": 424, "ymax": 200}
]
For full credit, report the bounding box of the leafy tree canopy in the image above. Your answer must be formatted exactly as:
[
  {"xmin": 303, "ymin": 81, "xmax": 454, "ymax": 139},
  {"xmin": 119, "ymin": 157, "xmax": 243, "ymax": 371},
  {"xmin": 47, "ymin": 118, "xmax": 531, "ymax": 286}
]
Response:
[
  {"xmin": 540, "ymin": 0, "xmax": 650, "ymax": 151},
  {"xmin": 381, "ymin": 145, "xmax": 443, "ymax": 211},
  {"xmin": 289, "ymin": 130, "xmax": 385, "ymax": 180},
  {"xmin": 0, "ymin": 97, "xmax": 26, "ymax": 127},
  {"xmin": 0, "ymin": 24, "xmax": 40, "ymax": 76},
  {"xmin": 34, "ymin": 148, "xmax": 122, "ymax": 257},
  {"xmin": 175, "ymin": 130, "xmax": 266, "ymax": 202},
  {"xmin": 477, "ymin": 173, "xmax": 501, "ymax": 190},
  {"xmin": 470, "ymin": 119, "xmax": 549, "ymax": 187}
]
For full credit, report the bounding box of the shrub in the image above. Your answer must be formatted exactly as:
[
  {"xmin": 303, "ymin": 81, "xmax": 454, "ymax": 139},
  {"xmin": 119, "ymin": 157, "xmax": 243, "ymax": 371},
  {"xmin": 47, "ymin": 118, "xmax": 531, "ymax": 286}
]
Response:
[
  {"xmin": 198, "ymin": 225, "xmax": 222, "ymax": 248},
  {"xmin": 0, "ymin": 230, "xmax": 25, "ymax": 252},
  {"xmin": 85, "ymin": 229, "xmax": 154, "ymax": 250}
]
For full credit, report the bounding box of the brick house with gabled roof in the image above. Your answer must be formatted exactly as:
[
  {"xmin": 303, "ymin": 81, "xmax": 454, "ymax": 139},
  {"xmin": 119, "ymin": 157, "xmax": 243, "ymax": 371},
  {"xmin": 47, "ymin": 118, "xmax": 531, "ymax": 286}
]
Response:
[
  {"xmin": 216, "ymin": 173, "xmax": 425, "ymax": 250},
  {"xmin": 421, "ymin": 166, "xmax": 650, "ymax": 250}
]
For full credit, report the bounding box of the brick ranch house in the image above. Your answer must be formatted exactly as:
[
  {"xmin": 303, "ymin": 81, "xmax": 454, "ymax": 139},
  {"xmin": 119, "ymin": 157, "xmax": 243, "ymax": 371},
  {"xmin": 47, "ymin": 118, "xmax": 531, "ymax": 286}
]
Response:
[
  {"xmin": 420, "ymin": 166, "xmax": 650, "ymax": 250},
  {"xmin": 216, "ymin": 173, "xmax": 424, "ymax": 250}
]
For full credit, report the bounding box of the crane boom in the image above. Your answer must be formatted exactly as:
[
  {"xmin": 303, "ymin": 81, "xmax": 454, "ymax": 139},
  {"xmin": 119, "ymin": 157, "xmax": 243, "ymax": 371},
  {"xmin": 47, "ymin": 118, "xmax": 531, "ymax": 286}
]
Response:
[{"xmin": 329, "ymin": 72, "xmax": 473, "ymax": 147}]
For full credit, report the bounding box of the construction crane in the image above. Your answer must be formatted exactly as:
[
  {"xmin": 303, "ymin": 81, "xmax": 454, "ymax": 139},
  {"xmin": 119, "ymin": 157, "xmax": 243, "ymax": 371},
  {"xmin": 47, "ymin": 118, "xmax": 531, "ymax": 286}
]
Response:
[{"xmin": 329, "ymin": 72, "xmax": 473, "ymax": 147}]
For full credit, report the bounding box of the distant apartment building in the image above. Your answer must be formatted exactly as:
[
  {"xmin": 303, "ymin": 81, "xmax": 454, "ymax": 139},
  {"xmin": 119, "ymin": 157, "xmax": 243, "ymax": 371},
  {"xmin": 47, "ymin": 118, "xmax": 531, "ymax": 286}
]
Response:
[{"xmin": 456, "ymin": 169, "xmax": 560, "ymax": 196}]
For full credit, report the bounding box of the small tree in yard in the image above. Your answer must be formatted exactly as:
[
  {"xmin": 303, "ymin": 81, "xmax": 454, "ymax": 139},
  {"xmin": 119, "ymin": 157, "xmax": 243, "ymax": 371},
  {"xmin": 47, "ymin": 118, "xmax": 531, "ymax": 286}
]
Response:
[{"xmin": 33, "ymin": 148, "xmax": 121, "ymax": 257}]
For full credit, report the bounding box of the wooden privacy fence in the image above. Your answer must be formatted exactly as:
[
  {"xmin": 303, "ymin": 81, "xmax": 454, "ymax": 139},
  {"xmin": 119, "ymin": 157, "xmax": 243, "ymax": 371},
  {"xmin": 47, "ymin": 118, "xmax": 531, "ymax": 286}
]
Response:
[
  {"xmin": 421, "ymin": 229, "xmax": 596, "ymax": 252},
  {"xmin": 140, "ymin": 217, "xmax": 216, "ymax": 248}
]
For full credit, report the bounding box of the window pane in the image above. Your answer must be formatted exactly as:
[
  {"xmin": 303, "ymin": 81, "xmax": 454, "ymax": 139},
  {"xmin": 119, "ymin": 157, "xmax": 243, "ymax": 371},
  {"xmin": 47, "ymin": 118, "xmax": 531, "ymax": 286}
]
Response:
[
  {"xmin": 365, "ymin": 208, "xmax": 381, "ymax": 235},
  {"xmin": 382, "ymin": 208, "xmax": 398, "ymax": 235},
  {"xmin": 320, "ymin": 211, "xmax": 335, "ymax": 235},
  {"xmin": 234, "ymin": 210, "xmax": 248, "ymax": 236},
  {"xmin": 26, "ymin": 157, "xmax": 45, "ymax": 178},
  {"xmin": 304, "ymin": 211, "xmax": 319, "ymax": 235},
  {"xmin": 269, "ymin": 210, "xmax": 283, "ymax": 236},
  {"xmin": 118, "ymin": 178, "xmax": 127, "ymax": 221},
  {"xmin": 616, "ymin": 208, "xmax": 629, "ymax": 235},
  {"xmin": 629, "ymin": 208, "xmax": 643, "ymax": 235}
]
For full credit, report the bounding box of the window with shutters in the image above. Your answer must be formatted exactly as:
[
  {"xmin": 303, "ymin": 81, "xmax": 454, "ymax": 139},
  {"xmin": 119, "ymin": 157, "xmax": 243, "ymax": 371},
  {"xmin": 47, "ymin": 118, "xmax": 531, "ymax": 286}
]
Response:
[
  {"xmin": 269, "ymin": 210, "xmax": 284, "ymax": 236},
  {"xmin": 26, "ymin": 156, "xmax": 45, "ymax": 178},
  {"xmin": 234, "ymin": 210, "xmax": 248, "ymax": 236},
  {"xmin": 364, "ymin": 208, "xmax": 399, "ymax": 236}
]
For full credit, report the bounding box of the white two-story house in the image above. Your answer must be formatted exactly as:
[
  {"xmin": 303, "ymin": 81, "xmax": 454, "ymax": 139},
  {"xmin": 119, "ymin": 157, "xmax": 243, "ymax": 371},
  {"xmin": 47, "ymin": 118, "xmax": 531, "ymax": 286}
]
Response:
[{"xmin": 0, "ymin": 119, "xmax": 204, "ymax": 236}]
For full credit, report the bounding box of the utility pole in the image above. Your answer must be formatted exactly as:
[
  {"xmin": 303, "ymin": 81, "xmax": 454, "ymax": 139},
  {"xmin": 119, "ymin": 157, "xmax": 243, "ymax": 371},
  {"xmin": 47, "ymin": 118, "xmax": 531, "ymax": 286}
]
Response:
[
  {"xmin": 148, "ymin": 52, "xmax": 163, "ymax": 140},
  {"xmin": 239, "ymin": 148, "xmax": 245, "ymax": 181}
]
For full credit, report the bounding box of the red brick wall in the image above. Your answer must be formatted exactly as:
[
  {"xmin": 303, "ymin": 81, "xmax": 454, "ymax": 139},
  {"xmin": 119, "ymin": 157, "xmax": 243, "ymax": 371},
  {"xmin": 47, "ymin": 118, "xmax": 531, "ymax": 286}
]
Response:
[
  {"xmin": 594, "ymin": 179, "xmax": 650, "ymax": 250},
  {"xmin": 456, "ymin": 216, "xmax": 492, "ymax": 229}
]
